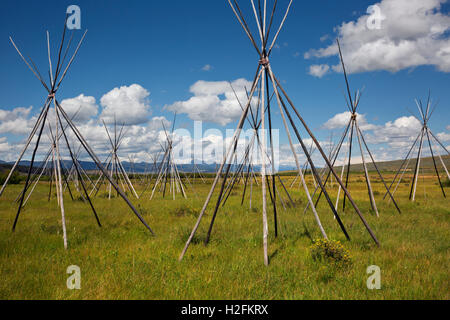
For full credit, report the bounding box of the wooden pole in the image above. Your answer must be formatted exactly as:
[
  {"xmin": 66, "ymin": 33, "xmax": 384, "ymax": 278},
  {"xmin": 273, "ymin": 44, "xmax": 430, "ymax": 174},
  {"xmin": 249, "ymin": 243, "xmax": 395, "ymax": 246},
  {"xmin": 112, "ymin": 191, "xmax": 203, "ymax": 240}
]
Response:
[
  {"xmin": 267, "ymin": 65, "xmax": 327, "ymax": 238},
  {"xmin": 0, "ymin": 98, "xmax": 50, "ymax": 197},
  {"xmin": 410, "ymin": 129, "xmax": 425, "ymax": 201},
  {"xmin": 56, "ymin": 107, "xmax": 102, "ymax": 227},
  {"xmin": 260, "ymin": 67, "xmax": 269, "ymax": 266},
  {"xmin": 54, "ymin": 101, "xmax": 68, "ymax": 249},
  {"xmin": 179, "ymin": 66, "xmax": 263, "ymax": 261},
  {"xmin": 336, "ymin": 127, "xmax": 351, "ymax": 211},
  {"xmin": 383, "ymin": 132, "xmax": 421, "ymax": 200},
  {"xmin": 12, "ymin": 102, "xmax": 51, "ymax": 231},
  {"xmin": 343, "ymin": 121, "xmax": 355, "ymax": 210},
  {"xmin": 425, "ymin": 129, "xmax": 446, "ymax": 197},
  {"xmin": 274, "ymin": 76, "xmax": 378, "ymax": 245},
  {"xmin": 56, "ymin": 101, "xmax": 154, "ymax": 234},
  {"xmin": 356, "ymin": 123, "xmax": 402, "ymax": 213},
  {"xmin": 355, "ymin": 120, "xmax": 379, "ymax": 217}
]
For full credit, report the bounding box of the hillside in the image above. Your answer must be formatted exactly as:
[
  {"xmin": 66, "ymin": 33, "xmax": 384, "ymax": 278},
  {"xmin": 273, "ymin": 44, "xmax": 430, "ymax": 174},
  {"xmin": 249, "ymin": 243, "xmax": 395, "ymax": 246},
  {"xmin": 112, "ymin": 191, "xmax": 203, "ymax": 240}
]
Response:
[
  {"xmin": 333, "ymin": 155, "xmax": 450, "ymax": 173},
  {"xmin": 1, "ymin": 155, "xmax": 449, "ymax": 175}
]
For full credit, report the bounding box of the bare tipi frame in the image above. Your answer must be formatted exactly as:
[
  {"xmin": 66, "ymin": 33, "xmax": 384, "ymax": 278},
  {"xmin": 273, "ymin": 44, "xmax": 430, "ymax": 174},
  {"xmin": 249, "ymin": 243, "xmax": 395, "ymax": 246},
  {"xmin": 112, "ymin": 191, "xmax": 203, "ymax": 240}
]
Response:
[
  {"xmin": 0, "ymin": 17, "xmax": 154, "ymax": 248},
  {"xmin": 305, "ymin": 39, "xmax": 401, "ymax": 217},
  {"xmin": 385, "ymin": 93, "xmax": 449, "ymax": 201},
  {"xmin": 180, "ymin": 0, "xmax": 379, "ymax": 265},
  {"xmin": 101, "ymin": 119, "xmax": 140, "ymax": 199},
  {"xmin": 218, "ymin": 82, "xmax": 295, "ymax": 211},
  {"xmin": 150, "ymin": 114, "xmax": 187, "ymax": 200}
]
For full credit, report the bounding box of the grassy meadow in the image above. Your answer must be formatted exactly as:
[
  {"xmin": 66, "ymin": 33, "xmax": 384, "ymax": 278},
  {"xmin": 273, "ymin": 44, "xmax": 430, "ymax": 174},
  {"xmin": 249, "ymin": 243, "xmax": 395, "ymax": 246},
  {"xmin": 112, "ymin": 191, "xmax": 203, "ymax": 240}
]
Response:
[{"xmin": 0, "ymin": 172, "xmax": 449, "ymax": 300}]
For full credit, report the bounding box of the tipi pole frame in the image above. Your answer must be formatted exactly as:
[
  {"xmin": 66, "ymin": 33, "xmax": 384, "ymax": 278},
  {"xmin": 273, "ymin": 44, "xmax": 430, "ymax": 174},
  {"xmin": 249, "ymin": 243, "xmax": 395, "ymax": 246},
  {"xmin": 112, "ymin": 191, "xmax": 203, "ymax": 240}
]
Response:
[
  {"xmin": 267, "ymin": 65, "xmax": 328, "ymax": 238},
  {"xmin": 355, "ymin": 120, "xmax": 379, "ymax": 217},
  {"xmin": 265, "ymin": 70, "xmax": 278, "ymax": 238},
  {"xmin": 179, "ymin": 66, "xmax": 263, "ymax": 261},
  {"xmin": 260, "ymin": 66, "xmax": 269, "ymax": 266},
  {"xmin": 204, "ymin": 67, "xmax": 264, "ymax": 245},
  {"xmin": 12, "ymin": 101, "xmax": 52, "ymax": 231},
  {"xmin": 0, "ymin": 97, "xmax": 51, "ymax": 197},
  {"xmin": 356, "ymin": 123, "xmax": 402, "ymax": 213},
  {"xmin": 56, "ymin": 100, "xmax": 154, "ymax": 234},
  {"xmin": 409, "ymin": 128, "xmax": 425, "ymax": 201},
  {"xmin": 424, "ymin": 129, "xmax": 446, "ymax": 197},
  {"xmin": 275, "ymin": 83, "xmax": 348, "ymax": 240},
  {"xmin": 383, "ymin": 132, "xmax": 422, "ymax": 199},
  {"xmin": 274, "ymin": 75, "xmax": 378, "ymax": 245},
  {"xmin": 55, "ymin": 106, "xmax": 102, "ymax": 227},
  {"xmin": 342, "ymin": 121, "xmax": 355, "ymax": 211}
]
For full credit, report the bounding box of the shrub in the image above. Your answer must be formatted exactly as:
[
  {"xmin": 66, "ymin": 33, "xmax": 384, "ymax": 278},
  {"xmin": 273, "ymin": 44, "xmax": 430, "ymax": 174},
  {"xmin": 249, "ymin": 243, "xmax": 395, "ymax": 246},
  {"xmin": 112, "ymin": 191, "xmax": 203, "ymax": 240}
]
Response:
[
  {"xmin": 443, "ymin": 179, "xmax": 450, "ymax": 188},
  {"xmin": 0, "ymin": 171, "xmax": 22, "ymax": 185},
  {"xmin": 310, "ymin": 239, "xmax": 352, "ymax": 266}
]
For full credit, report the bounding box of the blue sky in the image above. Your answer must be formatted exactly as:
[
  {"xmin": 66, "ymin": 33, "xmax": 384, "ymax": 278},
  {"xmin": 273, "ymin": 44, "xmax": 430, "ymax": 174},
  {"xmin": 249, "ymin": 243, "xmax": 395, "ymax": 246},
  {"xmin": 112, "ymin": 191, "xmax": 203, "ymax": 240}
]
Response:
[{"xmin": 0, "ymin": 0, "xmax": 449, "ymax": 165}]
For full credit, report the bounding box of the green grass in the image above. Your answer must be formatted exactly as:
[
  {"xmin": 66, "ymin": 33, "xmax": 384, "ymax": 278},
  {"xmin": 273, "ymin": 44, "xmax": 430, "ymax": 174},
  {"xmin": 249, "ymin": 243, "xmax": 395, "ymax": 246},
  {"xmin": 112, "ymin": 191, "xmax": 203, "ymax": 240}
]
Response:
[{"xmin": 0, "ymin": 174, "xmax": 448, "ymax": 300}]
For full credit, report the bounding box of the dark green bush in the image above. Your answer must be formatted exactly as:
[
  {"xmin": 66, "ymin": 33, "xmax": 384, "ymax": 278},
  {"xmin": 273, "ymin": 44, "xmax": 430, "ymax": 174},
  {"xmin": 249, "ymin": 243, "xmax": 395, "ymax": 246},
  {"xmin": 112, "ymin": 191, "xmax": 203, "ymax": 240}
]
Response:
[{"xmin": 0, "ymin": 171, "xmax": 23, "ymax": 185}]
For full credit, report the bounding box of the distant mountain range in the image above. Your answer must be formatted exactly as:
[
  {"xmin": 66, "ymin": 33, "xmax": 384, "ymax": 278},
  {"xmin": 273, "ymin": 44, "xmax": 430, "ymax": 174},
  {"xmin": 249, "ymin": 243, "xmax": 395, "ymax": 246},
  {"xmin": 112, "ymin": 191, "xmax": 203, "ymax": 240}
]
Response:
[
  {"xmin": 1, "ymin": 156, "xmax": 448, "ymax": 174},
  {"xmin": 0, "ymin": 160, "xmax": 297, "ymax": 174}
]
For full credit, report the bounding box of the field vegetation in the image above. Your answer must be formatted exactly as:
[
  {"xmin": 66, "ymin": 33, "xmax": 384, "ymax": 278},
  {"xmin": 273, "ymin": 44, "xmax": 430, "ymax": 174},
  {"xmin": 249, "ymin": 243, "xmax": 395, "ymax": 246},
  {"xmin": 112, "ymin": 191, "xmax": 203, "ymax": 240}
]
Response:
[{"xmin": 0, "ymin": 170, "xmax": 448, "ymax": 299}]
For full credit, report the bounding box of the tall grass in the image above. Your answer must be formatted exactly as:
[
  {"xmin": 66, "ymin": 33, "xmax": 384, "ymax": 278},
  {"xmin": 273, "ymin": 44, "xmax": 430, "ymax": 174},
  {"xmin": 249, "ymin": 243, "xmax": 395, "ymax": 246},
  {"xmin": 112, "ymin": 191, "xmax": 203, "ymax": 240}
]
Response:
[{"xmin": 0, "ymin": 173, "xmax": 448, "ymax": 300}]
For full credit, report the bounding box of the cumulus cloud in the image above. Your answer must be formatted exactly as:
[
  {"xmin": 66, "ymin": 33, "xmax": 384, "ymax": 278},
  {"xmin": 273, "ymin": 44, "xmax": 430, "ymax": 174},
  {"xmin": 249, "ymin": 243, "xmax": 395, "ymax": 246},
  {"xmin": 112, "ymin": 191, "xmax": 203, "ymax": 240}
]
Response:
[
  {"xmin": 305, "ymin": 0, "xmax": 450, "ymax": 76},
  {"xmin": 321, "ymin": 113, "xmax": 425, "ymax": 163},
  {"xmin": 365, "ymin": 116, "xmax": 422, "ymax": 146},
  {"xmin": 323, "ymin": 111, "xmax": 376, "ymax": 130},
  {"xmin": 60, "ymin": 94, "xmax": 98, "ymax": 123},
  {"xmin": 100, "ymin": 84, "xmax": 151, "ymax": 125},
  {"xmin": 165, "ymin": 78, "xmax": 253, "ymax": 126},
  {"xmin": 0, "ymin": 106, "xmax": 32, "ymax": 122},
  {"xmin": 436, "ymin": 132, "xmax": 450, "ymax": 142},
  {"xmin": 324, "ymin": 113, "xmax": 422, "ymax": 146},
  {"xmin": 0, "ymin": 137, "xmax": 11, "ymax": 153},
  {"xmin": 0, "ymin": 106, "xmax": 35, "ymax": 135},
  {"xmin": 309, "ymin": 64, "xmax": 330, "ymax": 78},
  {"xmin": 0, "ymin": 84, "xmax": 174, "ymax": 163},
  {"xmin": 201, "ymin": 64, "xmax": 213, "ymax": 71}
]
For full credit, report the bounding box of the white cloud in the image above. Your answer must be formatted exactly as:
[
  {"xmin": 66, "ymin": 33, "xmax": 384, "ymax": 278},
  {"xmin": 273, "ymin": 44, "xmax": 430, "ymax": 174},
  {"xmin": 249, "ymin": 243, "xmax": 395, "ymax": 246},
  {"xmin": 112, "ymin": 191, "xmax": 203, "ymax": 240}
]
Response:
[
  {"xmin": 0, "ymin": 84, "xmax": 171, "ymax": 164},
  {"xmin": 309, "ymin": 64, "xmax": 330, "ymax": 78},
  {"xmin": 100, "ymin": 84, "xmax": 151, "ymax": 125},
  {"xmin": 323, "ymin": 111, "xmax": 374, "ymax": 130},
  {"xmin": 305, "ymin": 0, "xmax": 450, "ymax": 74},
  {"xmin": 0, "ymin": 137, "xmax": 11, "ymax": 153},
  {"xmin": 321, "ymin": 113, "xmax": 425, "ymax": 164},
  {"xmin": 320, "ymin": 34, "xmax": 330, "ymax": 42},
  {"xmin": 70, "ymin": 115, "xmax": 171, "ymax": 162},
  {"xmin": 201, "ymin": 64, "xmax": 213, "ymax": 71},
  {"xmin": 165, "ymin": 78, "xmax": 252, "ymax": 126},
  {"xmin": 60, "ymin": 94, "xmax": 98, "ymax": 123},
  {"xmin": 0, "ymin": 106, "xmax": 34, "ymax": 135},
  {"xmin": 436, "ymin": 132, "xmax": 450, "ymax": 142},
  {"xmin": 0, "ymin": 106, "xmax": 31, "ymax": 122}
]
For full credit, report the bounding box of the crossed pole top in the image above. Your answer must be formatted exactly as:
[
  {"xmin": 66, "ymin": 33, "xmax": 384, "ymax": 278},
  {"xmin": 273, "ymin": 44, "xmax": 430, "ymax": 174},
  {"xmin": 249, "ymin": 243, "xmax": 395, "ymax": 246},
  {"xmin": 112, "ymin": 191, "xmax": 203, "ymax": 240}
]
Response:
[
  {"xmin": 336, "ymin": 38, "xmax": 366, "ymax": 118},
  {"xmin": 102, "ymin": 119, "xmax": 127, "ymax": 156},
  {"xmin": 228, "ymin": 0, "xmax": 293, "ymax": 64},
  {"xmin": 10, "ymin": 15, "xmax": 87, "ymax": 104},
  {"xmin": 161, "ymin": 112, "xmax": 177, "ymax": 152},
  {"xmin": 413, "ymin": 91, "xmax": 439, "ymax": 128}
]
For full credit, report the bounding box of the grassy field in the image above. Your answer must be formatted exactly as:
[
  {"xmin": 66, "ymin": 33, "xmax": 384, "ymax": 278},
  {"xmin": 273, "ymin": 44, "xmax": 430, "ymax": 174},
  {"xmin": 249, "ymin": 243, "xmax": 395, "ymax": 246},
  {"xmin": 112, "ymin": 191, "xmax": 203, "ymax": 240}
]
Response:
[{"xmin": 0, "ymin": 172, "xmax": 449, "ymax": 300}]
